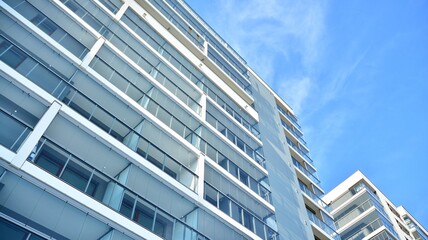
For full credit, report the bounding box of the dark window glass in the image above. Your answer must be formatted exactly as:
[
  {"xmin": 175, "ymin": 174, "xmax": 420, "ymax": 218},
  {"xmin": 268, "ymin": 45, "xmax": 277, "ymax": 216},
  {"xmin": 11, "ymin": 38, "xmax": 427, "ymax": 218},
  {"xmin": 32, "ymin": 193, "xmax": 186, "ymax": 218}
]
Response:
[
  {"xmin": 243, "ymin": 210, "xmax": 253, "ymax": 231},
  {"xmin": 134, "ymin": 203, "xmax": 154, "ymax": 230},
  {"xmin": 0, "ymin": 218, "xmax": 27, "ymax": 239},
  {"xmin": 61, "ymin": 161, "xmax": 92, "ymax": 192},
  {"xmin": 119, "ymin": 194, "xmax": 134, "ymax": 218},
  {"xmin": 35, "ymin": 146, "xmax": 68, "ymax": 176},
  {"xmin": 31, "ymin": 14, "xmax": 57, "ymax": 35},
  {"xmin": 0, "ymin": 42, "xmax": 26, "ymax": 68},
  {"xmin": 239, "ymin": 170, "xmax": 249, "ymax": 186},
  {"xmin": 230, "ymin": 201, "xmax": 242, "ymax": 223}
]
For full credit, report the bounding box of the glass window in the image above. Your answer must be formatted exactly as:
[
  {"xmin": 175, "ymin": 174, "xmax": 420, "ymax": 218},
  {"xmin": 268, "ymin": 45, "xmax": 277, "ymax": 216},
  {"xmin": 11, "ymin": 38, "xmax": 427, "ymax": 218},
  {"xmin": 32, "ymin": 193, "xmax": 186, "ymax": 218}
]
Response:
[
  {"xmin": 230, "ymin": 201, "xmax": 242, "ymax": 223},
  {"xmin": 0, "ymin": 111, "xmax": 30, "ymax": 151},
  {"xmin": 239, "ymin": 170, "xmax": 249, "ymax": 186},
  {"xmin": 134, "ymin": 202, "xmax": 155, "ymax": 230},
  {"xmin": 31, "ymin": 15, "xmax": 57, "ymax": 35},
  {"xmin": 119, "ymin": 193, "xmax": 135, "ymax": 219},
  {"xmin": 218, "ymin": 193, "xmax": 230, "ymax": 215},
  {"xmin": 0, "ymin": 218, "xmax": 27, "ymax": 239},
  {"xmin": 228, "ymin": 161, "xmax": 239, "ymax": 178},
  {"xmin": 254, "ymin": 218, "xmax": 265, "ymax": 239},
  {"xmin": 0, "ymin": 41, "xmax": 26, "ymax": 68},
  {"xmin": 60, "ymin": 160, "xmax": 93, "ymax": 192},
  {"xmin": 35, "ymin": 145, "xmax": 68, "ymax": 176},
  {"xmin": 243, "ymin": 210, "xmax": 254, "ymax": 231}
]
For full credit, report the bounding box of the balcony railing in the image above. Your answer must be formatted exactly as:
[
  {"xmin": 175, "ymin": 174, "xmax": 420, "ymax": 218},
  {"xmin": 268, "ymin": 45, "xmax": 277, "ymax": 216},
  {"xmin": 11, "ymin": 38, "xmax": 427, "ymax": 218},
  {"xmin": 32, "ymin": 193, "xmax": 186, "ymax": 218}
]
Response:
[
  {"xmin": 335, "ymin": 199, "xmax": 375, "ymax": 229},
  {"xmin": 292, "ymin": 157, "xmax": 320, "ymax": 185},
  {"xmin": 306, "ymin": 209, "xmax": 341, "ymax": 240},
  {"xmin": 286, "ymin": 137, "xmax": 313, "ymax": 163},
  {"xmin": 146, "ymin": 0, "xmax": 206, "ymax": 50},
  {"xmin": 281, "ymin": 119, "xmax": 306, "ymax": 145},
  {"xmin": 343, "ymin": 218, "xmax": 390, "ymax": 240},
  {"xmin": 59, "ymin": 0, "xmax": 203, "ymax": 115},
  {"xmin": 121, "ymin": 8, "xmax": 260, "ymax": 139},
  {"xmin": 300, "ymin": 183, "xmax": 331, "ymax": 212},
  {"xmin": 0, "ymin": 110, "xmax": 32, "ymax": 152},
  {"xmin": 277, "ymin": 105, "xmax": 301, "ymax": 129},
  {"xmin": 204, "ymin": 182, "xmax": 278, "ymax": 240},
  {"xmin": 206, "ymin": 111, "xmax": 263, "ymax": 161},
  {"xmin": 166, "ymin": 0, "xmax": 249, "ymax": 72},
  {"xmin": 207, "ymin": 45, "xmax": 252, "ymax": 95},
  {"xmin": 27, "ymin": 138, "xmax": 208, "ymax": 240},
  {"xmin": 331, "ymin": 183, "xmax": 382, "ymax": 210}
]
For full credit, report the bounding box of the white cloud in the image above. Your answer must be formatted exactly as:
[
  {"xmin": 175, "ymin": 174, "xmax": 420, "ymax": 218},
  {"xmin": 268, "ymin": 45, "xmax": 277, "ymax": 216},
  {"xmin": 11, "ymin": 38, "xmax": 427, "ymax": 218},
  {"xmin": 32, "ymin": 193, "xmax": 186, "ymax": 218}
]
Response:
[
  {"xmin": 214, "ymin": 0, "xmax": 328, "ymax": 73},
  {"xmin": 278, "ymin": 77, "xmax": 312, "ymax": 115}
]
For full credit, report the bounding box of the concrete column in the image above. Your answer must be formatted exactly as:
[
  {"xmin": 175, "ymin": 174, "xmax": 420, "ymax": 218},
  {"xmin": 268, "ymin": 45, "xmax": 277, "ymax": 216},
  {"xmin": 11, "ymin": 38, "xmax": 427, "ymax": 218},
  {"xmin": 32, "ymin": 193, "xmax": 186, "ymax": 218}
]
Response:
[{"xmin": 11, "ymin": 101, "xmax": 62, "ymax": 168}]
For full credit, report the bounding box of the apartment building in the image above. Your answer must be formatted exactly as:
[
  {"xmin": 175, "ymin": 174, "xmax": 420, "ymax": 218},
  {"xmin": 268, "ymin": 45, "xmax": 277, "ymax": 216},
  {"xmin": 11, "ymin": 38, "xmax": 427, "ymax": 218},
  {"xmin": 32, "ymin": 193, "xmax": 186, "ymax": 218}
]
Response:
[
  {"xmin": 323, "ymin": 171, "xmax": 426, "ymax": 240},
  {"xmin": 0, "ymin": 0, "xmax": 339, "ymax": 239}
]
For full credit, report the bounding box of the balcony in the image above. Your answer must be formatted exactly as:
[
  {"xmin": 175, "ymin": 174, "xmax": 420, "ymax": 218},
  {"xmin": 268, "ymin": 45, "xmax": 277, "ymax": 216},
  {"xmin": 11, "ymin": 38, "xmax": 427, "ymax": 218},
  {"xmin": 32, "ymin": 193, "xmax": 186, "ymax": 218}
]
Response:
[
  {"xmin": 331, "ymin": 183, "xmax": 381, "ymax": 211},
  {"xmin": 300, "ymin": 182, "xmax": 331, "ymax": 212},
  {"xmin": 281, "ymin": 119, "xmax": 306, "ymax": 145},
  {"xmin": 277, "ymin": 105, "xmax": 301, "ymax": 130},
  {"xmin": 204, "ymin": 182, "xmax": 277, "ymax": 240},
  {"xmin": 146, "ymin": 0, "xmax": 206, "ymax": 50},
  {"xmin": 27, "ymin": 138, "xmax": 208, "ymax": 240},
  {"xmin": 306, "ymin": 209, "xmax": 341, "ymax": 240},
  {"xmin": 342, "ymin": 216, "xmax": 398, "ymax": 240},
  {"xmin": 286, "ymin": 137, "xmax": 313, "ymax": 163},
  {"xmin": 335, "ymin": 198, "xmax": 376, "ymax": 229},
  {"xmin": 120, "ymin": 7, "xmax": 260, "ymax": 139},
  {"xmin": 292, "ymin": 157, "xmax": 320, "ymax": 185}
]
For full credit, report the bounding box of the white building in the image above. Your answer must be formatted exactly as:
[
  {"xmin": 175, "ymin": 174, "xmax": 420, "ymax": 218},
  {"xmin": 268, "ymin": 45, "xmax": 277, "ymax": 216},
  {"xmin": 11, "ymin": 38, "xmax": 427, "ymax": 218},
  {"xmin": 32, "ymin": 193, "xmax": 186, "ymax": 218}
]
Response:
[
  {"xmin": 324, "ymin": 171, "xmax": 426, "ymax": 240},
  {"xmin": 0, "ymin": 0, "xmax": 338, "ymax": 239}
]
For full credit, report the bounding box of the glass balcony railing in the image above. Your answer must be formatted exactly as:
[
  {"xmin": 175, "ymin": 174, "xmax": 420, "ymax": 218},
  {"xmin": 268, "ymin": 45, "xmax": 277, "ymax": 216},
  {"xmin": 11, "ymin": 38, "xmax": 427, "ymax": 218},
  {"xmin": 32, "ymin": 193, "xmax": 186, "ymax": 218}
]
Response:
[
  {"xmin": 286, "ymin": 137, "xmax": 313, "ymax": 163},
  {"xmin": 165, "ymin": 0, "xmax": 249, "ymax": 74},
  {"xmin": 335, "ymin": 199, "xmax": 376, "ymax": 229},
  {"xmin": 343, "ymin": 217, "xmax": 396, "ymax": 240},
  {"xmin": 204, "ymin": 182, "xmax": 278, "ymax": 240},
  {"xmin": 371, "ymin": 230, "xmax": 398, "ymax": 240},
  {"xmin": 120, "ymin": 8, "xmax": 260, "ymax": 139},
  {"xmin": 60, "ymin": 0, "xmax": 203, "ymax": 115},
  {"xmin": 159, "ymin": 0, "xmax": 253, "ymax": 97},
  {"xmin": 206, "ymin": 111, "xmax": 263, "ymax": 161},
  {"xmin": 306, "ymin": 209, "xmax": 341, "ymax": 240},
  {"xmin": 292, "ymin": 157, "xmax": 320, "ymax": 184},
  {"xmin": 277, "ymin": 105, "xmax": 301, "ymax": 129},
  {"xmin": 331, "ymin": 183, "xmax": 382, "ymax": 210},
  {"xmin": 300, "ymin": 182, "xmax": 331, "ymax": 212},
  {"xmin": 281, "ymin": 119, "xmax": 306, "ymax": 145},
  {"xmin": 27, "ymin": 138, "xmax": 208, "ymax": 240},
  {"xmin": 218, "ymin": 158, "xmax": 272, "ymax": 203},
  {"xmin": 0, "ymin": 110, "xmax": 32, "ymax": 152},
  {"xmin": 146, "ymin": 0, "xmax": 206, "ymax": 50},
  {"xmin": 207, "ymin": 45, "xmax": 252, "ymax": 95}
]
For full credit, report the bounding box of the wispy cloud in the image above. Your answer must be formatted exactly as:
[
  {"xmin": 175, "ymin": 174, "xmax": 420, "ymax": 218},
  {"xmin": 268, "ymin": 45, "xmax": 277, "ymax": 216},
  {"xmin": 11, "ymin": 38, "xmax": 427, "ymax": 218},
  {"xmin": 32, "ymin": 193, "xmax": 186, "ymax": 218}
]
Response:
[
  {"xmin": 211, "ymin": 0, "xmax": 327, "ymax": 87},
  {"xmin": 278, "ymin": 77, "xmax": 312, "ymax": 114}
]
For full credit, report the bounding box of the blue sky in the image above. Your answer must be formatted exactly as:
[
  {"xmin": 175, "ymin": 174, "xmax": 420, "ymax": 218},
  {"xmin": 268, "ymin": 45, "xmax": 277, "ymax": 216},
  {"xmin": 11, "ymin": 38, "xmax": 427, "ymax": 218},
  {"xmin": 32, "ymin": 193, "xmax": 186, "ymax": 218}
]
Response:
[{"xmin": 186, "ymin": 0, "xmax": 428, "ymax": 227}]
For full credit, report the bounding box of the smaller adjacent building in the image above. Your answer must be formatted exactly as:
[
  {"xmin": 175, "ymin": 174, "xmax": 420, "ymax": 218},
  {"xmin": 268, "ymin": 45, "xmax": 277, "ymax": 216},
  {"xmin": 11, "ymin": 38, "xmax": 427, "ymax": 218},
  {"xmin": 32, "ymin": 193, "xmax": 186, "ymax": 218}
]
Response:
[{"xmin": 323, "ymin": 170, "xmax": 427, "ymax": 240}]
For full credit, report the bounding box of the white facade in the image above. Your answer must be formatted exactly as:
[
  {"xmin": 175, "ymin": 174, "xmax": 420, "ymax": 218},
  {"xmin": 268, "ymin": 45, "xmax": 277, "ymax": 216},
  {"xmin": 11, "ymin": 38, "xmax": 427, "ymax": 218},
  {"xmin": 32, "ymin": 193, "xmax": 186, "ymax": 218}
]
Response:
[
  {"xmin": 324, "ymin": 171, "xmax": 425, "ymax": 240},
  {"xmin": 0, "ymin": 0, "xmax": 337, "ymax": 239}
]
